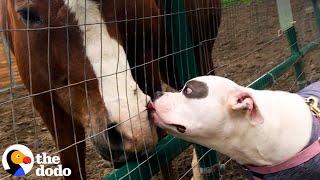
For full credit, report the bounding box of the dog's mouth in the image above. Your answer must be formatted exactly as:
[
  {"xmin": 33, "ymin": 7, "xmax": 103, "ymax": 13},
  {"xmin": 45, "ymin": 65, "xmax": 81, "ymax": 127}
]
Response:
[
  {"xmin": 171, "ymin": 124, "xmax": 186, "ymax": 133},
  {"xmin": 157, "ymin": 121, "xmax": 187, "ymax": 134},
  {"xmin": 147, "ymin": 102, "xmax": 186, "ymax": 133}
]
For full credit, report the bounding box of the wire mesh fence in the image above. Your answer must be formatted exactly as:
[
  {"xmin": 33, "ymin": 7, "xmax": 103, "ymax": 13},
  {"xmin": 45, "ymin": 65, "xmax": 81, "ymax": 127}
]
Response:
[{"xmin": 0, "ymin": 0, "xmax": 320, "ymax": 179}]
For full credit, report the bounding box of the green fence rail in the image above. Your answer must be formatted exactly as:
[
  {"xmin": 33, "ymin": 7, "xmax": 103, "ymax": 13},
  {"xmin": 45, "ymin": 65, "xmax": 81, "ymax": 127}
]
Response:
[
  {"xmin": 106, "ymin": 0, "xmax": 320, "ymax": 179},
  {"xmin": 105, "ymin": 135, "xmax": 190, "ymax": 180}
]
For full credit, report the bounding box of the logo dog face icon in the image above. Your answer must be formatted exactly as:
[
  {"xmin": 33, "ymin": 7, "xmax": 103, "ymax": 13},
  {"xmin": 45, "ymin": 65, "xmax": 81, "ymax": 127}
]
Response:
[{"xmin": 2, "ymin": 144, "xmax": 34, "ymax": 177}]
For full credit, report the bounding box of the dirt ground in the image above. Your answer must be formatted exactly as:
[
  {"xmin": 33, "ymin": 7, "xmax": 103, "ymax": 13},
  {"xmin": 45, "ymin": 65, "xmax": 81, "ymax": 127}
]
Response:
[
  {"xmin": 0, "ymin": 38, "xmax": 21, "ymax": 91},
  {"xmin": 1, "ymin": 0, "xmax": 320, "ymax": 179}
]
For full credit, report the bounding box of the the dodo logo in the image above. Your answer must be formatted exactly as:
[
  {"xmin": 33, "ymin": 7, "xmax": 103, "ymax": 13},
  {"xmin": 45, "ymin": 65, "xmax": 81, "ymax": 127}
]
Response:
[{"xmin": 2, "ymin": 144, "xmax": 34, "ymax": 177}]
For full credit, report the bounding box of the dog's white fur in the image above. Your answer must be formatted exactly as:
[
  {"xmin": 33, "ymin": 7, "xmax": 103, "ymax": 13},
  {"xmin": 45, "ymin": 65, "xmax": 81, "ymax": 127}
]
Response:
[
  {"xmin": 65, "ymin": 0, "xmax": 154, "ymax": 150},
  {"xmin": 152, "ymin": 76, "xmax": 313, "ymax": 166}
]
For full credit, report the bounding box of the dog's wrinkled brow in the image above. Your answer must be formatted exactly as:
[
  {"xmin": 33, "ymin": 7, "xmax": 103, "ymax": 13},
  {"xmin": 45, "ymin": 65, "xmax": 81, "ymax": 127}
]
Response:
[{"xmin": 183, "ymin": 80, "xmax": 208, "ymax": 99}]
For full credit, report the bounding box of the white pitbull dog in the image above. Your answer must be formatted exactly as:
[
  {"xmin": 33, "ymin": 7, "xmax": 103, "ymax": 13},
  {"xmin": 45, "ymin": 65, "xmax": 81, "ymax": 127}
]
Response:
[{"xmin": 149, "ymin": 76, "xmax": 320, "ymax": 179}]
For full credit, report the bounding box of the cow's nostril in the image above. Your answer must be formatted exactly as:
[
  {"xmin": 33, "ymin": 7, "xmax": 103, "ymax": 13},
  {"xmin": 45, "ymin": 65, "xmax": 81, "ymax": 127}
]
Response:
[
  {"xmin": 105, "ymin": 123, "xmax": 123, "ymax": 149},
  {"xmin": 154, "ymin": 91, "xmax": 164, "ymax": 100}
]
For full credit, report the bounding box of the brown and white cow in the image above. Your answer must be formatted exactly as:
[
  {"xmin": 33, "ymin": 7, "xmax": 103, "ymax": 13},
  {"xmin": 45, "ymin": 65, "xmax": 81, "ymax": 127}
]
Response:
[{"xmin": 0, "ymin": 0, "xmax": 221, "ymax": 179}]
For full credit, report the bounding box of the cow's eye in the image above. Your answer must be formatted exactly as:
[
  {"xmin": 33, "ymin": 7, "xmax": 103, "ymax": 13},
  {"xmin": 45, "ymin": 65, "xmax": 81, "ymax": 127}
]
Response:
[{"xmin": 17, "ymin": 8, "xmax": 42, "ymax": 25}]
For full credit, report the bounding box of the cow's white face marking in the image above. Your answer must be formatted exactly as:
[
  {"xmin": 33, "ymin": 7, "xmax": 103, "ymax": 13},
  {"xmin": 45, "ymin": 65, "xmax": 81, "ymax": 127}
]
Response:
[{"xmin": 65, "ymin": 0, "xmax": 155, "ymax": 151}]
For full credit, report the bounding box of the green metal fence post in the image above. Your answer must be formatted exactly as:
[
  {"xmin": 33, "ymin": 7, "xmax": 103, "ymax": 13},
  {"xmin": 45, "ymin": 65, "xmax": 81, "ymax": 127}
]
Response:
[
  {"xmin": 164, "ymin": 0, "xmax": 198, "ymax": 87},
  {"xmin": 164, "ymin": 0, "xmax": 219, "ymax": 179},
  {"xmin": 277, "ymin": 0, "xmax": 306, "ymax": 89},
  {"xmin": 195, "ymin": 145, "xmax": 219, "ymax": 180},
  {"xmin": 312, "ymin": 0, "xmax": 320, "ymax": 35},
  {"xmin": 285, "ymin": 27, "xmax": 306, "ymax": 89}
]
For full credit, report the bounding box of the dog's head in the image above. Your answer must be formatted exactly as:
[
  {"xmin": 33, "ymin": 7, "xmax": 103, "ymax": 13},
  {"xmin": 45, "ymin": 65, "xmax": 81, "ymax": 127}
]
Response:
[{"xmin": 149, "ymin": 76, "xmax": 263, "ymax": 147}]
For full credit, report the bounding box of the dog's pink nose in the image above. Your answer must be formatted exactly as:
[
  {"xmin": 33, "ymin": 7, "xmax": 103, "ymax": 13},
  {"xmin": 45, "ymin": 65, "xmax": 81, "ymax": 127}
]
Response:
[{"xmin": 147, "ymin": 101, "xmax": 155, "ymax": 111}]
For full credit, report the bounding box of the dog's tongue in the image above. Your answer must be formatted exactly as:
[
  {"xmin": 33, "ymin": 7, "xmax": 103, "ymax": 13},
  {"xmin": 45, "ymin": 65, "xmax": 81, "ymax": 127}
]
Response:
[{"xmin": 174, "ymin": 124, "xmax": 186, "ymax": 133}]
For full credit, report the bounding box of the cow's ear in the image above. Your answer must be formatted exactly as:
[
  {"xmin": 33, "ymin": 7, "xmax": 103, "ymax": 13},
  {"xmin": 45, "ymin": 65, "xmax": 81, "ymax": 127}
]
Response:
[{"xmin": 227, "ymin": 90, "xmax": 263, "ymax": 125}]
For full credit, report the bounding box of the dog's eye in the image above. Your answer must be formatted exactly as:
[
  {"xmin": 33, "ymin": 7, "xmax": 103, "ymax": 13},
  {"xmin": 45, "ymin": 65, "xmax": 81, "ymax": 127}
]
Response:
[
  {"xmin": 17, "ymin": 8, "xmax": 42, "ymax": 25},
  {"xmin": 184, "ymin": 87, "xmax": 193, "ymax": 95}
]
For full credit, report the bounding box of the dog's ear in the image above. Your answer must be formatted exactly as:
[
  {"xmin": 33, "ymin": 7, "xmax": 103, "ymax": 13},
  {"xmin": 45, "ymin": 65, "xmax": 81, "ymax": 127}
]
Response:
[{"xmin": 228, "ymin": 89, "xmax": 263, "ymax": 125}]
